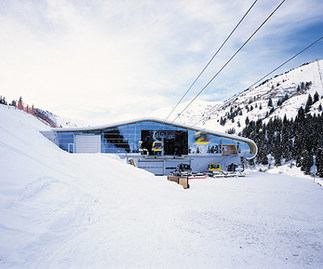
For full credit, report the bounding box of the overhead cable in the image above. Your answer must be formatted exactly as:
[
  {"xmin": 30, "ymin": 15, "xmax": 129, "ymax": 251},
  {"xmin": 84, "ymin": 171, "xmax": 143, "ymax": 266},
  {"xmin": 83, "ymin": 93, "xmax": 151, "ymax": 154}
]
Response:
[
  {"xmin": 191, "ymin": 34, "xmax": 323, "ymax": 128},
  {"xmin": 170, "ymin": 0, "xmax": 286, "ymax": 125},
  {"xmin": 164, "ymin": 0, "xmax": 258, "ymax": 122}
]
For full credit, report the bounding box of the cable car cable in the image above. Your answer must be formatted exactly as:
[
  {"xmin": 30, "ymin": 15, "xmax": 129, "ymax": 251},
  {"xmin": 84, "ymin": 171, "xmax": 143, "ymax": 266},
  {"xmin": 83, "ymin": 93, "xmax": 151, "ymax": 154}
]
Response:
[
  {"xmin": 191, "ymin": 34, "xmax": 323, "ymax": 128},
  {"xmin": 170, "ymin": 0, "xmax": 286, "ymax": 125},
  {"xmin": 164, "ymin": 0, "xmax": 258, "ymax": 122}
]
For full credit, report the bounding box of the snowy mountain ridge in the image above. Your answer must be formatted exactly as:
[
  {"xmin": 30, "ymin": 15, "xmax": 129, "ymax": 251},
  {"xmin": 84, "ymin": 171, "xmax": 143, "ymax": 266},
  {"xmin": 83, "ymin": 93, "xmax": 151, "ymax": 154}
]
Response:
[
  {"xmin": 37, "ymin": 108, "xmax": 91, "ymax": 128},
  {"xmin": 44, "ymin": 60, "xmax": 323, "ymax": 132},
  {"xmin": 158, "ymin": 59, "xmax": 323, "ymax": 134}
]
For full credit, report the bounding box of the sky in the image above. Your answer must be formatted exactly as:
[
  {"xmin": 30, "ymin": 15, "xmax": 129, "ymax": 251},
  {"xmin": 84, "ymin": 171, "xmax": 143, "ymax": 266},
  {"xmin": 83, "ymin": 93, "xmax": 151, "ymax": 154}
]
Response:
[{"xmin": 1, "ymin": 0, "xmax": 323, "ymax": 125}]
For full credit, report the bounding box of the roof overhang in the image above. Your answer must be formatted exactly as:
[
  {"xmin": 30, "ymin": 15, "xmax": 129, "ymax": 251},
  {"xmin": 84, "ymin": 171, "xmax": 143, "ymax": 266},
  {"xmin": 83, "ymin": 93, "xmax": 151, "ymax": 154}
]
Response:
[{"xmin": 51, "ymin": 117, "xmax": 257, "ymax": 159}]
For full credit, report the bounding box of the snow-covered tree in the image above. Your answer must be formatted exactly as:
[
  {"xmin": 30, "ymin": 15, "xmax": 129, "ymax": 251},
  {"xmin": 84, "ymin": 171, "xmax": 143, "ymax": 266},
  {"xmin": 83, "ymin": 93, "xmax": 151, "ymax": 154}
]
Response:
[{"xmin": 316, "ymin": 148, "xmax": 323, "ymax": 177}]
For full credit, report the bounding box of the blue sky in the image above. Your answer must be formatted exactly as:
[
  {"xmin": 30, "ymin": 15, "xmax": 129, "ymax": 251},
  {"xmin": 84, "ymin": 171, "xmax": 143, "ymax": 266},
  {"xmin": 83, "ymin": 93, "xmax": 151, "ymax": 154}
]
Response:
[{"xmin": 1, "ymin": 0, "xmax": 323, "ymax": 124}]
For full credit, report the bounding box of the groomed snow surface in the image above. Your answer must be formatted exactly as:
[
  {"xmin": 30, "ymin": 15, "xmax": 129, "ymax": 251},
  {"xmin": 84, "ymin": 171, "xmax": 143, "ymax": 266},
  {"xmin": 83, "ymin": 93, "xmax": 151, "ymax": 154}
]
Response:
[{"xmin": 1, "ymin": 104, "xmax": 322, "ymax": 268}]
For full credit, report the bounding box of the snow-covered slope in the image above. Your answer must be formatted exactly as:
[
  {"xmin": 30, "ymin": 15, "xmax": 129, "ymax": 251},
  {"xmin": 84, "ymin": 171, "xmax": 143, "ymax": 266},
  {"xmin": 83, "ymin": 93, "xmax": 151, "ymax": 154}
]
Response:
[
  {"xmin": 151, "ymin": 100, "xmax": 222, "ymax": 125},
  {"xmin": 37, "ymin": 108, "xmax": 90, "ymax": 128},
  {"xmin": 159, "ymin": 60, "xmax": 323, "ymax": 134},
  {"xmin": 1, "ymin": 104, "xmax": 323, "ymax": 268}
]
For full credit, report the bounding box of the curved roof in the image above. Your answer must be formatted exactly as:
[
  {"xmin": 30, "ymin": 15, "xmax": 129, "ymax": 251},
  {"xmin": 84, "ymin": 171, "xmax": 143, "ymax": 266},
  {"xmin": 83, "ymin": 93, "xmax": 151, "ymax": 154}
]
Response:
[{"xmin": 52, "ymin": 117, "xmax": 257, "ymax": 159}]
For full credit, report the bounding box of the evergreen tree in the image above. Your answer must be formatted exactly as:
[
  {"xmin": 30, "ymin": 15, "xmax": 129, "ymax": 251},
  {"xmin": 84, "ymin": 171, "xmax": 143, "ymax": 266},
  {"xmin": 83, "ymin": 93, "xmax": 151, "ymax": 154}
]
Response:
[
  {"xmin": 17, "ymin": 97, "xmax": 23, "ymax": 110},
  {"xmin": 0, "ymin": 96, "xmax": 7, "ymax": 105},
  {"xmin": 293, "ymin": 135, "xmax": 302, "ymax": 167},
  {"xmin": 268, "ymin": 98, "xmax": 273, "ymax": 107},
  {"xmin": 316, "ymin": 148, "xmax": 323, "ymax": 177},
  {"xmin": 305, "ymin": 94, "xmax": 313, "ymax": 113},
  {"xmin": 301, "ymin": 149, "xmax": 313, "ymax": 174},
  {"xmin": 220, "ymin": 117, "xmax": 226, "ymax": 126},
  {"xmin": 283, "ymin": 93, "xmax": 289, "ymax": 102},
  {"xmin": 273, "ymin": 134, "xmax": 282, "ymax": 166},
  {"xmin": 245, "ymin": 117, "xmax": 249, "ymax": 125},
  {"xmin": 255, "ymin": 130, "xmax": 268, "ymax": 165},
  {"xmin": 241, "ymin": 103, "xmax": 323, "ymax": 177},
  {"xmin": 281, "ymin": 119, "xmax": 292, "ymax": 161},
  {"xmin": 314, "ymin": 91, "xmax": 320, "ymax": 103},
  {"xmin": 296, "ymin": 106, "xmax": 305, "ymax": 121}
]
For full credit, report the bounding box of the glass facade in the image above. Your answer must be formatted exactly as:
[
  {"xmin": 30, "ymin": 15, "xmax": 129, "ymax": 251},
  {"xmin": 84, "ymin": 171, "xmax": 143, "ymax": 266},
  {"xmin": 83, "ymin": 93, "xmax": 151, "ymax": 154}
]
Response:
[
  {"xmin": 57, "ymin": 132, "xmax": 74, "ymax": 152},
  {"xmin": 55, "ymin": 120, "xmax": 255, "ymax": 158}
]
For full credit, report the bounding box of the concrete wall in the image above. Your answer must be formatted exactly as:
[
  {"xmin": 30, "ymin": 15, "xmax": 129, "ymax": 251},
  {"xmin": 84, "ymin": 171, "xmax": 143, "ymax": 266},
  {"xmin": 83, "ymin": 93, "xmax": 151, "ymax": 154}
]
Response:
[{"xmin": 122, "ymin": 153, "xmax": 242, "ymax": 175}]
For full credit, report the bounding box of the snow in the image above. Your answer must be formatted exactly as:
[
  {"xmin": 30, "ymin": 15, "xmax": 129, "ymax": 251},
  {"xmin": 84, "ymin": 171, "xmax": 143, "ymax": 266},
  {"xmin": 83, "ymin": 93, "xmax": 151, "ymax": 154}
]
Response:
[
  {"xmin": 160, "ymin": 60, "xmax": 323, "ymax": 134},
  {"xmin": 1, "ymin": 104, "xmax": 323, "ymax": 268}
]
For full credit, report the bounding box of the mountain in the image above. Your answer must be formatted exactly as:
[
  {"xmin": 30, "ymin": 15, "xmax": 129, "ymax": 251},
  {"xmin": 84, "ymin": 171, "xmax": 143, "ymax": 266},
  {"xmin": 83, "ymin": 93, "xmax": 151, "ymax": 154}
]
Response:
[
  {"xmin": 36, "ymin": 108, "xmax": 91, "ymax": 128},
  {"xmin": 160, "ymin": 60, "xmax": 323, "ymax": 134}
]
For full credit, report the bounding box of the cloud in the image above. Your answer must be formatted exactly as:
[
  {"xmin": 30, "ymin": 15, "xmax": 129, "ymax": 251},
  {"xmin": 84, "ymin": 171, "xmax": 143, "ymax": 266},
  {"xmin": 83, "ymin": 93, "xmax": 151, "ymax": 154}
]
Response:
[{"xmin": 1, "ymin": 0, "xmax": 323, "ymax": 124}]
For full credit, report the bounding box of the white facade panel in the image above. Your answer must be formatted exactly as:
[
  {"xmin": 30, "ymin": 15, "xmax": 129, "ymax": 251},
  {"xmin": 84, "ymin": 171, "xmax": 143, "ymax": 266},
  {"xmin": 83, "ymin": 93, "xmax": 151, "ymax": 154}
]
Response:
[
  {"xmin": 75, "ymin": 134, "xmax": 101, "ymax": 153},
  {"xmin": 137, "ymin": 160, "xmax": 164, "ymax": 175}
]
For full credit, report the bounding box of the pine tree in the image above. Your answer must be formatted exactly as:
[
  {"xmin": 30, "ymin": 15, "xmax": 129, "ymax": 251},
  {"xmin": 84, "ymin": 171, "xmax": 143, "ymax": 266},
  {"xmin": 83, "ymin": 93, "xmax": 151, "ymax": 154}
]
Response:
[
  {"xmin": 17, "ymin": 97, "xmax": 23, "ymax": 110},
  {"xmin": 283, "ymin": 93, "xmax": 289, "ymax": 102},
  {"xmin": 314, "ymin": 91, "xmax": 320, "ymax": 103},
  {"xmin": 281, "ymin": 118, "xmax": 292, "ymax": 161},
  {"xmin": 273, "ymin": 134, "xmax": 282, "ymax": 166},
  {"xmin": 301, "ymin": 149, "xmax": 313, "ymax": 174},
  {"xmin": 305, "ymin": 94, "xmax": 313, "ymax": 113},
  {"xmin": 293, "ymin": 135, "xmax": 302, "ymax": 167},
  {"xmin": 316, "ymin": 148, "xmax": 323, "ymax": 177},
  {"xmin": 245, "ymin": 117, "xmax": 249, "ymax": 125},
  {"xmin": 296, "ymin": 106, "xmax": 305, "ymax": 121},
  {"xmin": 255, "ymin": 130, "xmax": 268, "ymax": 165},
  {"xmin": 268, "ymin": 98, "xmax": 273, "ymax": 107}
]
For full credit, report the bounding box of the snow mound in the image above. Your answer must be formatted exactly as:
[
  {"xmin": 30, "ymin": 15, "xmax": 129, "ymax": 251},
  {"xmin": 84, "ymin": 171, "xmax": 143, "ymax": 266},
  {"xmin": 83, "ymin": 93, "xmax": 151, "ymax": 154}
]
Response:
[{"xmin": 1, "ymin": 104, "xmax": 323, "ymax": 268}]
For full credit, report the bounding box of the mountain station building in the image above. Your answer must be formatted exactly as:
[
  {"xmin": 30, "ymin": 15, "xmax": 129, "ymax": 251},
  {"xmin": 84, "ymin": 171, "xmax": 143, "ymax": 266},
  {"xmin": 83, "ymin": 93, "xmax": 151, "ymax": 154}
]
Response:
[{"xmin": 42, "ymin": 118, "xmax": 257, "ymax": 175}]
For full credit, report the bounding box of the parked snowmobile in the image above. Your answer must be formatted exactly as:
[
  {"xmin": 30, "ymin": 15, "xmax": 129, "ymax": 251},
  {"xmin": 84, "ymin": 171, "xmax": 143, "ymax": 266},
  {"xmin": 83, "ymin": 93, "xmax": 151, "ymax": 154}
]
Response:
[
  {"xmin": 227, "ymin": 163, "xmax": 245, "ymax": 177},
  {"xmin": 206, "ymin": 163, "xmax": 228, "ymax": 177},
  {"xmin": 171, "ymin": 163, "xmax": 193, "ymax": 177},
  {"xmin": 171, "ymin": 163, "xmax": 206, "ymax": 178}
]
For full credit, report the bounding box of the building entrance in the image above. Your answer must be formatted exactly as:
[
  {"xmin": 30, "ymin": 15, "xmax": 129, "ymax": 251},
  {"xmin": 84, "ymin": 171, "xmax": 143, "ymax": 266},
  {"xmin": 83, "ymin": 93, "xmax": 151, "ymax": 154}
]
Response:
[{"xmin": 141, "ymin": 130, "xmax": 188, "ymax": 156}]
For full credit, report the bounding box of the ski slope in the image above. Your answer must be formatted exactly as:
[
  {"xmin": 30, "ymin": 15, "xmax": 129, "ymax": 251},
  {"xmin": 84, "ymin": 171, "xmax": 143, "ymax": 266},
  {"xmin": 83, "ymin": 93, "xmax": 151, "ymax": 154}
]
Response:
[
  {"xmin": 154, "ymin": 60, "xmax": 323, "ymax": 134},
  {"xmin": 0, "ymin": 104, "xmax": 322, "ymax": 268}
]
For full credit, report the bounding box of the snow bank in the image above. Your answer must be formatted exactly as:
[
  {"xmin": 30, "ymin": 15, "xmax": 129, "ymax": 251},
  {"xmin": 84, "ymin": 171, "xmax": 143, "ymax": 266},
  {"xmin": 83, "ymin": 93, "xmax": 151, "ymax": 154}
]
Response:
[{"xmin": 1, "ymin": 104, "xmax": 323, "ymax": 268}]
